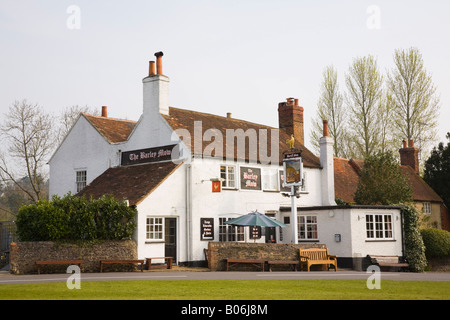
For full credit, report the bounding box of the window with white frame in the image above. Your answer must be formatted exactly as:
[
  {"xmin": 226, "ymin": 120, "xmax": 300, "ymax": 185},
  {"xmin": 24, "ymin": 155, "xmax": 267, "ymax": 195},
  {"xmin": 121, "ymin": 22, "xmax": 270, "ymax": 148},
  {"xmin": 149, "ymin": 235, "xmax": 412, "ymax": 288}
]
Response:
[
  {"xmin": 219, "ymin": 217, "xmax": 244, "ymax": 241},
  {"xmin": 298, "ymin": 215, "xmax": 318, "ymax": 240},
  {"xmin": 146, "ymin": 217, "xmax": 164, "ymax": 241},
  {"xmin": 366, "ymin": 214, "xmax": 393, "ymax": 239},
  {"xmin": 262, "ymin": 167, "xmax": 278, "ymax": 191},
  {"xmin": 422, "ymin": 202, "xmax": 432, "ymax": 215},
  {"xmin": 300, "ymin": 171, "xmax": 307, "ymax": 192},
  {"xmin": 76, "ymin": 170, "xmax": 87, "ymax": 193},
  {"xmin": 220, "ymin": 165, "xmax": 236, "ymax": 189}
]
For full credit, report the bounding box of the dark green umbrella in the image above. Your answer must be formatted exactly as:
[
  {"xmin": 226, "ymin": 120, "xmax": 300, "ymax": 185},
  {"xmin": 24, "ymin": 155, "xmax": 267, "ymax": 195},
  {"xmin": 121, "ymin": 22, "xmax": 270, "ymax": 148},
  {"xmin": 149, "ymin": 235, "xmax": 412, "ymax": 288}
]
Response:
[{"xmin": 224, "ymin": 211, "xmax": 288, "ymax": 228}]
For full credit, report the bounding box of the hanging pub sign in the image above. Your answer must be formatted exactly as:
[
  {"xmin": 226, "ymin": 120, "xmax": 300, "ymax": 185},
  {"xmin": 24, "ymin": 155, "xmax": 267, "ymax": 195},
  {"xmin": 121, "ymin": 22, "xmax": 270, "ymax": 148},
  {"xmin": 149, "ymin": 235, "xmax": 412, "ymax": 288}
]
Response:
[
  {"xmin": 121, "ymin": 144, "xmax": 178, "ymax": 166},
  {"xmin": 200, "ymin": 218, "xmax": 214, "ymax": 241},
  {"xmin": 282, "ymin": 149, "xmax": 303, "ymax": 187},
  {"xmin": 212, "ymin": 180, "xmax": 221, "ymax": 193},
  {"xmin": 240, "ymin": 166, "xmax": 261, "ymax": 190}
]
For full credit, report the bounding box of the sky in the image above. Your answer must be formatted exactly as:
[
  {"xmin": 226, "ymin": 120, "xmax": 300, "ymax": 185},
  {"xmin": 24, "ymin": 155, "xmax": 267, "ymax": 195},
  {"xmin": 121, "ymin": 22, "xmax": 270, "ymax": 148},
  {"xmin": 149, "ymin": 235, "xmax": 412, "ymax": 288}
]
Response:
[{"xmin": 0, "ymin": 0, "xmax": 449, "ymax": 153}]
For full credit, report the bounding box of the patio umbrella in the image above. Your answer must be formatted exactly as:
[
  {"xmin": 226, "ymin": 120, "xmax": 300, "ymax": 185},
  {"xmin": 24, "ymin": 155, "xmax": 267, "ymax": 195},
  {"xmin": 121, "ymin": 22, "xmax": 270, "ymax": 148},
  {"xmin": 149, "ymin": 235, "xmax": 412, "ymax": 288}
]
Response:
[{"xmin": 224, "ymin": 211, "xmax": 288, "ymax": 228}]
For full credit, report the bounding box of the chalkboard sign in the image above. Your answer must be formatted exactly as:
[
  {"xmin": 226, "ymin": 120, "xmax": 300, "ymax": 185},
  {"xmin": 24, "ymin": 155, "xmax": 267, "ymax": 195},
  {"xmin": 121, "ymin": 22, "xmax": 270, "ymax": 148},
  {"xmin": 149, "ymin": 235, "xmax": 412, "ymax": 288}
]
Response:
[{"xmin": 200, "ymin": 218, "xmax": 214, "ymax": 241}]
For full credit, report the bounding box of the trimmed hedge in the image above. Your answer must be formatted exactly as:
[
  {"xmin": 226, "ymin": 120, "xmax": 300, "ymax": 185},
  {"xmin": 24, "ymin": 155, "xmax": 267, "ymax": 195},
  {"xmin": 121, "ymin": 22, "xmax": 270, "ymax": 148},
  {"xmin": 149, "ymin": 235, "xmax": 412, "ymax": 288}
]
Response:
[
  {"xmin": 16, "ymin": 193, "xmax": 136, "ymax": 241},
  {"xmin": 420, "ymin": 228, "xmax": 450, "ymax": 259}
]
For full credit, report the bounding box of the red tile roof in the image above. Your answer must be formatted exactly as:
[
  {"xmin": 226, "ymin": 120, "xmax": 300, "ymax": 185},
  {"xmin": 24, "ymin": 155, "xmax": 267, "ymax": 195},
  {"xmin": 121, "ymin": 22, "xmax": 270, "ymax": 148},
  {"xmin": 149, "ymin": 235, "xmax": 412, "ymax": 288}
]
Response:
[
  {"xmin": 163, "ymin": 107, "xmax": 321, "ymax": 167},
  {"xmin": 78, "ymin": 161, "xmax": 181, "ymax": 205},
  {"xmin": 334, "ymin": 157, "xmax": 443, "ymax": 204},
  {"xmin": 83, "ymin": 114, "xmax": 137, "ymax": 143}
]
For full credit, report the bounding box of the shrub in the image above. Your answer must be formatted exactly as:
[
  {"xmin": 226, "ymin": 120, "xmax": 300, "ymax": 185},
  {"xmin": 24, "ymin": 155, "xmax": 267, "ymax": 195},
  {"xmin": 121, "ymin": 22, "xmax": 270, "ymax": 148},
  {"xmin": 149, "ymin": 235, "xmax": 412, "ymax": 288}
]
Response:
[
  {"xmin": 401, "ymin": 205, "xmax": 427, "ymax": 272},
  {"xmin": 420, "ymin": 228, "xmax": 450, "ymax": 259},
  {"xmin": 16, "ymin": 193, "xmax": 136, "ymax": 241}
]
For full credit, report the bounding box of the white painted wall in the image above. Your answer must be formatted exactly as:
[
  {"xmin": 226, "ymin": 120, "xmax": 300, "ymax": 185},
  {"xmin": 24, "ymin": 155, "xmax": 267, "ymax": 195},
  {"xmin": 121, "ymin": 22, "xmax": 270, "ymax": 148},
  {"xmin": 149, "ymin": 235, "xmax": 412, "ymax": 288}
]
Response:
[{"xmin": 49, "ymin": 115, "xmax": 122, "ymax": 197}]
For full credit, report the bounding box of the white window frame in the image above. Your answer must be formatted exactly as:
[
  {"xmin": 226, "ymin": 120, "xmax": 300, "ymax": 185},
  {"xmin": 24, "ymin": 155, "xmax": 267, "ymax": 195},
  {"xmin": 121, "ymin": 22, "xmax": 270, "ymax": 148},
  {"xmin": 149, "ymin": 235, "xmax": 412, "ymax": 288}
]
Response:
[
  {"xmin": 76, "ymin": 170, "xmax": 87, "ymax": 193},
  {"xmin": 146, "ymin": 217, "xmax": 164, "ymax": 241},
  {"xmin": 262, "ymin": 167, "xmax": 279, "ymax": 191},
  {"xmin": 366, "ymin": 214, "xmax": 393, "ymax": 240},
  {"xmin": 219, "ymin": 217, "xmax": 244, "ymax": 242},
  {"xmin": 220, "ymin": 165, "xmax": 236, "ymax": 189},
  {"xmin": 298, "ymin": 215, "xmax": 318, "ymax": 241},
  {"xmin": 422, "ymin": 202, "xmax": 432, "ymax": 215}
]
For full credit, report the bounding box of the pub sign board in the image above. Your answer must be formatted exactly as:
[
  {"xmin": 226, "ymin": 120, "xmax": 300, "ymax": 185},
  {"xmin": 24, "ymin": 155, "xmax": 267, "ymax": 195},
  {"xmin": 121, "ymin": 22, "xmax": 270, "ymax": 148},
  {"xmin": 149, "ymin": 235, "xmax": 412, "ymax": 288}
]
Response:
[
  {"xmin": 201, "ymin": 218, "xmax": 214, "ymax": 241},
  {"xmin": 121, "ymin": 144, "xmax": 178, "ymax": 166},
  {"xmin": 240, "ymin": 166, "xmax": 261, "ymax": 190}
]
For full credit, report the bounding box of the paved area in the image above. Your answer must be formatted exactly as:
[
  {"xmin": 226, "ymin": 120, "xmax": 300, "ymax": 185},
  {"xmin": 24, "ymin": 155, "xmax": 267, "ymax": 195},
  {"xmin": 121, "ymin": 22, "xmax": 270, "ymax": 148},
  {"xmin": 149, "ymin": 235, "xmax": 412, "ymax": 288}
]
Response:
[{"xmin": 1, "ymin": 269, "xmax": 449, "ymax": 284}]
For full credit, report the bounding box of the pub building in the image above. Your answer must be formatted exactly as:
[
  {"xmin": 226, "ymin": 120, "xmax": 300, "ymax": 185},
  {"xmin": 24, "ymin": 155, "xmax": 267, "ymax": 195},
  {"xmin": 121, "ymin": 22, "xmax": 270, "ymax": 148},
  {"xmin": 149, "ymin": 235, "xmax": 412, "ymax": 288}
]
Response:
[{"xmin": 49, "ymin": 52, "xmax": 405, "ymax": 269}]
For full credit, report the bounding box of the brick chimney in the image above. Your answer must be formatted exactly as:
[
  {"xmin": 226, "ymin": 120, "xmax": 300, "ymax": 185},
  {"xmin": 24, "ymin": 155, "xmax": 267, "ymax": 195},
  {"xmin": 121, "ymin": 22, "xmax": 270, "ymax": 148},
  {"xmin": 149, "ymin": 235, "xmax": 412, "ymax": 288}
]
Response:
[
  {"xmin": 399, "ymin": 139, "xmax": 419, "ymax": 174},
  {"xmin": 142, "ymin": 51, "xmax": 169, "ymax": 116},
  {"xmin": 278, "ymin": 97, "xmax": 304, "ymax": 145}
]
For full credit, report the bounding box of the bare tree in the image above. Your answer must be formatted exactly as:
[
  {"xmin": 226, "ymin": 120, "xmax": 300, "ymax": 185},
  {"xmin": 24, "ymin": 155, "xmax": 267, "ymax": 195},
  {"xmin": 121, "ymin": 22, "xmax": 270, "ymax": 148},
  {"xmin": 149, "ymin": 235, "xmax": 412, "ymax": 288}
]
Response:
[
  {"xmin": 0, "ymin": 100, "xmax": 55, "ymax": 203},
  {"xmin": 345, "ymin": 55, "xmax": 383, "ymax": 158},
  {"xmin": 387, "ymin": 47, "xmax": 440, "ymax": 155},
  {"xmin": 56, "ymin": 105, "xmax": 99, "ymax": 144},
  {"xmin": 311, "ymin": 65, "xmax": 347, "ymax": 157}
]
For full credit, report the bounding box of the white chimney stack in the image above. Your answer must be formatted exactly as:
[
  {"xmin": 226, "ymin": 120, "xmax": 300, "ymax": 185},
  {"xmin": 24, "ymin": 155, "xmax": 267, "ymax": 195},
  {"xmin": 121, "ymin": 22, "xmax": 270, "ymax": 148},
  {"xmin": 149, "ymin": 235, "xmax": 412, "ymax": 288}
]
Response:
[
  {"xmin": 143, "ymin": 51, "xmax": 169, "ymax": 116},
  {"xmin": 319, "ymin": 120, "xmax": 336, "ymax": 206}
]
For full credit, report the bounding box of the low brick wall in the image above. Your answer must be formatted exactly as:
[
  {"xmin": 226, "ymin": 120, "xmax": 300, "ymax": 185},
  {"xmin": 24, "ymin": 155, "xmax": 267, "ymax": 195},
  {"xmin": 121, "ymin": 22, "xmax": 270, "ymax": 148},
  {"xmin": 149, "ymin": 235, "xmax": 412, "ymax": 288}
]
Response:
[
  {"xmin": 10, "ymin": 240, "xmax": 137, "ymax": 274},
  {"xmin": 207, "ymin": 242, "xmax": 326, "ymax": 271}
]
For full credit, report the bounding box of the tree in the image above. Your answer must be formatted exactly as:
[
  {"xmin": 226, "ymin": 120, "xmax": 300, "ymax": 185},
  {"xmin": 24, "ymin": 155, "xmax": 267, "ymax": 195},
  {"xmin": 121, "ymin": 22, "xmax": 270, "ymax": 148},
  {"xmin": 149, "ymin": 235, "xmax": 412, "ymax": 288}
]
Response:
[
  {"xmin": 0, "ymin": 100, "xmax": 55, "ymax": 203},
  {"xmin": 387, "ymin": 47, "xmax": 440, "ymax": 155},
  {"xmin": 311, "ymin": 65, "xmax": 347, "ymax": 157},
  {"xmin": 57, "ymin": 105, "xmax": 99, "ymax": 145},
  {"xmin": 423, "ymin": 133, "xmax": 450, "ymax": 208},
  {"xmin": 354, "ymin": 150, "xmax": 413, "ymax": 205},
  {"xmin": 345, "ymin": 55, "xmax": 383, "ymax": 158}
]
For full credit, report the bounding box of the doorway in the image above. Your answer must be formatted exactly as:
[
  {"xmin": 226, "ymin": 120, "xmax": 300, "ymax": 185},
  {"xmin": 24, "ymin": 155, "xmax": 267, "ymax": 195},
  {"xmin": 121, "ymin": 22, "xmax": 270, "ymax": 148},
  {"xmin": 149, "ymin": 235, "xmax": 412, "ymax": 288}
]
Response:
[{"xmin": 164, "ymin": 218, "xmax": 177, "ymax": 263}]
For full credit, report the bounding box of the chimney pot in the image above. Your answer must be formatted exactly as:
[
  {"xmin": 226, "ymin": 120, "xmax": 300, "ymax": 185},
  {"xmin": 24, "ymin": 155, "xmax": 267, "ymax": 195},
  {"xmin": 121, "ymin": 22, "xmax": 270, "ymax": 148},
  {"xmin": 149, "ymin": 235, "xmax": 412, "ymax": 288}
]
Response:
[
  {"xmin": 323, "ymin": 120, "xmax": 329, "ymax": 137},
  {"xmin": 294, "ymin": 98, "xmax": 299, "ymax": 106},
  {"xmin": 409, "ymin": 139, "xmax": 414, "ymax": 148},
  {"xmin": 402, "ymin": 140, "xmax": 407, "ymax": 148},
  {"xmin": 155, "ymin": 51, "xmax": 164, "ymax": 75},
  {"xmin": 227, "ymin": 112, "xmax": 232, "ymax": 119},
  {"xmin": 149, "ymin": 61, "xmax": 156, "ymax": 76},
  {"xmin": 101, "ymin": 106, "xmax": 107, "ymax": 118}
]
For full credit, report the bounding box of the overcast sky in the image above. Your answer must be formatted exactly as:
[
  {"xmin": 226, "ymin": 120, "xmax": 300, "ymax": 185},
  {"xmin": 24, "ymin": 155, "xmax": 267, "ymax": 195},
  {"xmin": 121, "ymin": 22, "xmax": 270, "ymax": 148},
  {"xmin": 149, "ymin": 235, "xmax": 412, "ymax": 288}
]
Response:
[{"xmin": 0, "ymin": 0, "xmax": 448, "ymax": 152}]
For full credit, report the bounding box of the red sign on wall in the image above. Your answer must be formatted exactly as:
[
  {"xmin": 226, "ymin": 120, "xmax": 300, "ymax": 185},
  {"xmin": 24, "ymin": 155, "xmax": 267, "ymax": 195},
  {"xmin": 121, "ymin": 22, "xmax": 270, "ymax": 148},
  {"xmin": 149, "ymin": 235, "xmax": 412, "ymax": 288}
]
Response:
[{"xmin": 212, "ymin": 181, "xmax": 221, "ymax": 193}]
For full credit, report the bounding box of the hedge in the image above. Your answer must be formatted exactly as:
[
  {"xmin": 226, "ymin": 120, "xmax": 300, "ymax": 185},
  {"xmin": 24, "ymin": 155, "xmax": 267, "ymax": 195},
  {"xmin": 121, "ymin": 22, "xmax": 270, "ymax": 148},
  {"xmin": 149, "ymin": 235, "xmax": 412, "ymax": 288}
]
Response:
[
  {"xmin": 16, "ymin": 193, "xmax": 136, "ymax": 241},
  {"xmin": 420, "ymin": 228, "xmax": 450, "ymax": 259},
  {"xmin": 401, "ymin": 205, "xmax": 427, "ymax": 272}
]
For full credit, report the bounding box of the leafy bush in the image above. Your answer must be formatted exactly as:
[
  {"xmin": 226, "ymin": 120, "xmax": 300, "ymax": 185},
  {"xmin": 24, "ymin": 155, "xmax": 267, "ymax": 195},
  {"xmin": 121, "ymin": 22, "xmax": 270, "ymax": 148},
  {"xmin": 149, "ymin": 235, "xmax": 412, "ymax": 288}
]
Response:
[
  {"xmin": 16, "ymin": 193, "xmax": 136, "ymax": 241},
  {"xmin": 420, "ymin": 228, "xmax": 450, "ymax": 259},
  {"xmin": 401, "ymin": 205, "xmax": 427, "ymax": 272}
]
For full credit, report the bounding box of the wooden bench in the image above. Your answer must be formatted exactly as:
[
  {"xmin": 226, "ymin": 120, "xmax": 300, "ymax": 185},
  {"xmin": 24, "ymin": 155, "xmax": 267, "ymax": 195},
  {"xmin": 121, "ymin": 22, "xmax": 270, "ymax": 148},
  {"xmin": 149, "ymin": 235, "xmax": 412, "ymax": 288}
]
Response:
[
  {"xmin": 100, "ymin": 259, "xmax": 145, "ymax": 272},
  {"xmin": 226, "ymin": 258, "xmax": 265, "ymax": 272},
  {"xmin": 267, "ymin": 260, "xmax": 299, "ymax": 272},
  {"xmin": 35, "ymin": 260, "xmax": 83, "ymax": 275},
  {"xmin": 299, "ymin": 248, "xmax": 337, "ymax": 271},
  {"xmin": 145, "ymin": 257, "xmax": 173, "ymax": 270},
  {"xmin": 368, "ymin": 255, "xmax": 409, "ymax": 270}
]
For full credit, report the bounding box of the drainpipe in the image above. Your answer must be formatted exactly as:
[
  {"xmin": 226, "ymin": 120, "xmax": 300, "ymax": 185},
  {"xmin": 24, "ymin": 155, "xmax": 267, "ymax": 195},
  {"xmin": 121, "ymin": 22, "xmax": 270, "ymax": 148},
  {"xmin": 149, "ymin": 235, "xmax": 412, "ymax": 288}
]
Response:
[{"xmin": 186, "ymin": 164, "xmax": 193, "ymax": 265}]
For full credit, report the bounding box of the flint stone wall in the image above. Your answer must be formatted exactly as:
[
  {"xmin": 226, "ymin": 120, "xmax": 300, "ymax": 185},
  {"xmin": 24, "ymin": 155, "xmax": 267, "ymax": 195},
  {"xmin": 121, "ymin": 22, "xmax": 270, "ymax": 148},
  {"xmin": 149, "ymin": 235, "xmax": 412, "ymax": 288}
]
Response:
[
  {"xmin": 207, "ymin": 242, "xmax": 327, "ymax": 271},
  {"xmin": 10, "ymin": 240, "xmax": 137, "ymax": 274}
]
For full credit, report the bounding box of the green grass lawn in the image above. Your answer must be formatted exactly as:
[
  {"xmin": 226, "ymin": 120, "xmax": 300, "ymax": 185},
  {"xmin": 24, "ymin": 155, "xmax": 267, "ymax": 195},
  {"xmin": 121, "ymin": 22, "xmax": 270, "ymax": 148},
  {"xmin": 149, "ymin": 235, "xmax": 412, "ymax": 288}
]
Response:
[{"xmin": 0, "ymin": 279, "xmax": 449, "ymax": 300}]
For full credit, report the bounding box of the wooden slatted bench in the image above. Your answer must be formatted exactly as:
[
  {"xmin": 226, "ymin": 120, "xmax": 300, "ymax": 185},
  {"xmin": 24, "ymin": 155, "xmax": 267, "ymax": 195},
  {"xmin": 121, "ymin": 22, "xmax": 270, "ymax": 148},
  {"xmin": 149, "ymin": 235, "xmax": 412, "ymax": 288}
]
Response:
[
  {"xmin": 145, "ymin": 257, "xmax": 173, "ymax": 270},
  {"xmin": 299, "ymin": 248, "xmax": 337, "ymax": 271},
  {"xmin": 99, "ymin": 259, "xmax": 145, "ymax": 272},
  {"xmin": 35, "ymin": 260, "xmax": 83, "ymax": 275},
  {"xmin": 267, "ymin": 260, "xmax": 299, "ymax": 272},
  {"xmin": 226, "ymin": 258, "xmax": 265, "ymax": 272},
  {"xmin": 368, "ymin": 255, "xmax": 409, "ymax": 270}
]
